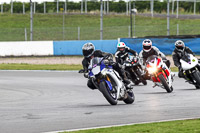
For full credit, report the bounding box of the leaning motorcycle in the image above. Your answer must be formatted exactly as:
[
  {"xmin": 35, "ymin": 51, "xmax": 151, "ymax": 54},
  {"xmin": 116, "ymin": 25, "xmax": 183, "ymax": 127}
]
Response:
[
  {"xmin": 146, "ymin": 55, "xmax": 173, "ymax": 93},
  {"xmin": 123, "ymin": 55, "xmax": 147, "ymax": 85},
  {"xmin": 180, "ymin": 53, "xmax": 200, "ymax": 89},
  {"xmin": 80, "ymin": 54, "xmax": 135, "ymax": 105}
]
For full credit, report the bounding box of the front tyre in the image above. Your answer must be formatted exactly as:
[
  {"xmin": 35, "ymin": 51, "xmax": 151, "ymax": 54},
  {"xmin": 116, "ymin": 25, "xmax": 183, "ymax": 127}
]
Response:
[
  {"xmin": 158, "ymin": 74, "xmax": 173, "ymax": 93},
  {"xmin": 192, "ymin": 71, "xmax": 200, "ymax": 89},
  {"xmin": 123, "ymin": 90, "xmax": 135, "ymax": 104},
  {"xmin": 99, "ymin": 81, "xmax": 118, "ymax": 105}
]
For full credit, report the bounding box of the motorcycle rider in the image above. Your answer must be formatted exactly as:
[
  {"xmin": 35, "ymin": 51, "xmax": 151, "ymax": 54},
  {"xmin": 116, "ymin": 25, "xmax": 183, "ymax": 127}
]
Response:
[
  {"xmin": 172, "ymin": 40, "xmax": 200, "ymax": 78},
  {"xmin": 115, "ymin": 42, "xmax": 138, "ymax": 64},
  {"xmin": 115, "ymin": 42, "xmax": 140, "ymax": 84},
  {"xmin": 139, "ymin": 39, "xmax": 171, "ymax": 79},
  {"xmin": 79, "ymin": 42, "xmax": 133, "ymax": 90}
]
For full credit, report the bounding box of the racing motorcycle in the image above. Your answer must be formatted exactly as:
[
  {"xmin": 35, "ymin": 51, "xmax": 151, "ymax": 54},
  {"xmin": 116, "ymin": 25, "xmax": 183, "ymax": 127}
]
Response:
[
  {"xmin": 123, "ymin": 55, "xmax": 147, "ymax": 85},
  {"xmin": 180, "ymin": 53, "xmax": 200, "ymax": 89},
  {"xmin": 80, "ymin": 54, "xmax": 135, "ymax": 105},
  {"xmin": 146, "ymin": 55, "xmax": 173, "ymax": 93}
]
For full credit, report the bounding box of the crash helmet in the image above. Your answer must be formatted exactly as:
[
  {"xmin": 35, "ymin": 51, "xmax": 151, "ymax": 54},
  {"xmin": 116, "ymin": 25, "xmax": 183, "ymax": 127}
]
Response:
[
  {"xmin": 142, "ymin": 39, "xmax": 152, "ymax": 52},
  {"xmin": 82, "ymin": 42, "xmax": 95, "ymax": 58},
  {"xmin": 175, "ymin": 40, "xmax": 185, "ymax": 52},
  {"xmin": 117, "ymin": 42, "xmax": 126, "ymax": 53}
]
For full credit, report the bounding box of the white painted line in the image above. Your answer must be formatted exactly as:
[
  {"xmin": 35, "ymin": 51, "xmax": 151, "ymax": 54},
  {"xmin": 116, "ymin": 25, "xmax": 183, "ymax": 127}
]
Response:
[
  {"xmin": 0, "ymin": 70, "xmax": 78, "ymax": 72},
  {"xmin": 43, "ymin": 117, "xmax": 200, "ymax": 133}
]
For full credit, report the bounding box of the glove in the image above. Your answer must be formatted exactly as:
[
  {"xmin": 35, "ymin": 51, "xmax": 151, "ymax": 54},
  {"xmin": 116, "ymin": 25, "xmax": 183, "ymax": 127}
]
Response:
[
  {"xmin": 84, "ymin": 73, "xmax": 89, "ymax": 78},
  {"xmin": 78, "ymin": 69, "xmax": 85, "ymax": 73}
]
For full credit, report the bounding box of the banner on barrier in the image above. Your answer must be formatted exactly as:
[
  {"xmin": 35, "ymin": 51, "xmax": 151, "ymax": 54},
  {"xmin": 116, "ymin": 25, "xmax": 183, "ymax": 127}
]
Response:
[
  {"xmin": 120, "ymin": 38, "xmax": 200, "ymax": 55},
  {"xmin": 53, "ymin": 40, "xmax": 118, "ymax": 55}
]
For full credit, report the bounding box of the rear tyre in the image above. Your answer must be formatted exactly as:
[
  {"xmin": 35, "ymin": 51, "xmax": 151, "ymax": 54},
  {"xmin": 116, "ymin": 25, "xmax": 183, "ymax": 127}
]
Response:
[
  {"xmin": 99, "ymin": 81, "xmax": 118, "ymax": 105},
  {"xmin": 141, "ymin": 79, "xmax": 147, "ymax": 85},
  {"xmin": 123, "ymin": 90, "xmax": 135, "ymax": 104},
  {"xmin": 136, "ymin": 69, "xmax": 147, "ymax": 85},
  {"xmin": 195, "ymin": 85, "xmax": 200, "ymax": 89},
  {"xmin": 158, "ymin": 74, "xmax": 173, "ymax": 93}
]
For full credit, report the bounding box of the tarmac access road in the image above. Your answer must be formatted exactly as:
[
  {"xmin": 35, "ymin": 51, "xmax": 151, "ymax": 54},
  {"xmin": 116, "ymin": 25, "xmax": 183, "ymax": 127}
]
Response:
[{"xmin": 0, "ymin": 71, "xmax": 200, "ymax": 133}]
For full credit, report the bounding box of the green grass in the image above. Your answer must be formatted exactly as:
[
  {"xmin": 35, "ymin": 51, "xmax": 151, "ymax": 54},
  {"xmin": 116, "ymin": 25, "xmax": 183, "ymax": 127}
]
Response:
[
  {"xmin": 0, "ymin": 63, "xmax": 178, "ymax": 71},
  {"xmin": 61, "ymin": 119, "xmax": 200, "ymax": 133},
  {"xmin": 0, "ymin": 63, "xmax": 82, "ymax": 70},
  {"xmin": 171, "ymin": 67, "xmax": 178, "ymax": 72},
  {"xmin": 1, "ymin": 13, "xmax": 200, "ymax": 41}
]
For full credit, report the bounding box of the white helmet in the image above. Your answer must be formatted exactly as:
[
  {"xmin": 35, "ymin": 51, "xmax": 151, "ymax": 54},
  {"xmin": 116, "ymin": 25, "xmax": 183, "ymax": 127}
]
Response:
[
  {"xmin": 143, "ymin": 39, "xmax": 152, "ymax": 52},
  {"xmin": 175, "ymin": 40, "xmax": 185, "ymax": 52},
  {"xmin": 117, "ymin": 42, "xmax": 126, "ymax": 53},
  {"xmin": 82, "ymin": 42, "xmax": 95, "ymax": 58}
]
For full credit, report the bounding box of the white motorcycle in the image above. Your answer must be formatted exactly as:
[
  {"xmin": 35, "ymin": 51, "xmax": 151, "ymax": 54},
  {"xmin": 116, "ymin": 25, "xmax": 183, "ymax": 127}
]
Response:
[
  {"xmin": 80, "ymin": 54, "xmax": 135, "ymax": 105},
  {"xmin": 180, "ymin": 53, "xmax": 200, "ymax": 89}
]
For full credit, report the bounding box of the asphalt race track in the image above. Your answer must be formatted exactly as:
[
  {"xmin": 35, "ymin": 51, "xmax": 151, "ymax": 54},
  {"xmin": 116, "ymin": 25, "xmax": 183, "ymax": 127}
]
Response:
[{"xmin": 0, "ymin": 71, "xmax": 200, "ymax": 133}]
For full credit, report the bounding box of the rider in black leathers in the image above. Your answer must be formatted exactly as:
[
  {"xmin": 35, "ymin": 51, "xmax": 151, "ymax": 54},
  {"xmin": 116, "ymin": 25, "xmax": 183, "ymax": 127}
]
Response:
[
  {"xmin": 115, "ymin": 42, "xmax": 139, "ymax": 84},
  {"xmin": 172, "ymin": 40, "xmax": 200, "ymax": 78},
  {"xmin": 115, "ymin": 42, "xmax": 138, "ymax": 65},
  {"xmin": 79, "ymin": 42, "xmax": 133, "ymax": 90}
]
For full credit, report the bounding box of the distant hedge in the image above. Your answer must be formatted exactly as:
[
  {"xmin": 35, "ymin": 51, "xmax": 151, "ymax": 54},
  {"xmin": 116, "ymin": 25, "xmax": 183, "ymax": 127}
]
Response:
[{"xmin": 0, "ymin": 1, "xmax": 200, "ymax": 13}]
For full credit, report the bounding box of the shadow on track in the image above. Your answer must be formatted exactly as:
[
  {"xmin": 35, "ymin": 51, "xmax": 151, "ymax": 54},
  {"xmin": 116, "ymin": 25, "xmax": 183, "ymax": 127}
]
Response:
[
  {"xmin": 178, "ymin": 88, "xmax": 199, "ymax": 91},
  {"xmin": 140, "ymin": 91, "xmax": 171, "ymax": 95}
]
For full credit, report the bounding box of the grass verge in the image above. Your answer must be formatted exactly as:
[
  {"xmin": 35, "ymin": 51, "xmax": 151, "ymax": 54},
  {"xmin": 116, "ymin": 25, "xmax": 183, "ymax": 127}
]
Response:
[
  {"xmin": 61, "ymin": 119, "xmax": 200, "ymax": 133},
  {"xmin": 0, "ymin": 63, "xmax": 178, "ymax": 72},
  {"xmin": 0, "ymin": 63, "xmax": 82, "ymax": 70},
  {"xmin": 1, "ymin": 13, "xmax": 200, "ymax": 41}
]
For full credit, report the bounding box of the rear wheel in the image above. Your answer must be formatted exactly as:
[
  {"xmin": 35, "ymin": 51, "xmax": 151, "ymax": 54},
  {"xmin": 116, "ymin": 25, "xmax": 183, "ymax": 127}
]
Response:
[
  {"xmin": 99, "ymin": 81, "xmax": 118, "ymax": 105},
  {"xmin": 141, "ymin": 79, "xmax": 147, "ymax": 85},
  {"xmin": 158, "ymin": 74, "xmax": 173, "ymax": 93},
  {"xmin": 136, "ymin": 69, "xmax": 147, "ymax": 85},
  {"xmin": 123, "ymin": 90, "xmax": 135, "ymax": 104}
]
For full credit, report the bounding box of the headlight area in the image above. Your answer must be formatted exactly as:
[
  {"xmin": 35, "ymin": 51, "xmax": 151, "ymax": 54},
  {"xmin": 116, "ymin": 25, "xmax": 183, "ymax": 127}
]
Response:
[{"xmin": 147, "ymin": 67, "xmax": 157, "ymax": 74}]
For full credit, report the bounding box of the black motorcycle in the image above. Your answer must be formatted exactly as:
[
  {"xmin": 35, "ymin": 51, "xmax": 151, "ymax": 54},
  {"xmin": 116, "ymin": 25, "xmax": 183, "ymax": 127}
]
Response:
[{"xmin": 123, "ymin": 55, "xmax": 147, "ymax": 85}]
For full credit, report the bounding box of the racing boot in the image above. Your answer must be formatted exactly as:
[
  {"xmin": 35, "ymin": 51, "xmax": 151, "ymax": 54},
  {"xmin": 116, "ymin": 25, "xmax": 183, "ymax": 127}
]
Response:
[
  {"xmin": 171, "ymin": 72, "xmax": 175, "ymax": 82},
  {"xmin": 124, "ymin": 79, "xmax": 134, "ymax": 89}
]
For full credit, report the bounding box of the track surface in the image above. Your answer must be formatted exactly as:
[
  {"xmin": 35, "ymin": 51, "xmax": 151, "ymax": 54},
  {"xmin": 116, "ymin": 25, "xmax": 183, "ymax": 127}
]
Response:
[{"xmin": 0, "ymin": 71, "xmax": 200, "ymax": 133}]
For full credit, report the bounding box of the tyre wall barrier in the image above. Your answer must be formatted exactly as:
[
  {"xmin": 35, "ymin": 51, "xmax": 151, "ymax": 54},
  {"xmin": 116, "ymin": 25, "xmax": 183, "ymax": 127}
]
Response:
[
  {"xmin": 53, "ymin": 40, "xmax": 118, "ymax": 55},
  {"xmin": 120, "ymin": 38, "xmax": 200, "ymax": 55}
]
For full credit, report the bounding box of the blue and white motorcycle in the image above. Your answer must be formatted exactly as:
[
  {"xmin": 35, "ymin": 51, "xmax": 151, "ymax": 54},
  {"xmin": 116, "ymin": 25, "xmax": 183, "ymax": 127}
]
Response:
[{"xmin": 81, "ymin": 54, "xmax": 135, "ymax": 105}]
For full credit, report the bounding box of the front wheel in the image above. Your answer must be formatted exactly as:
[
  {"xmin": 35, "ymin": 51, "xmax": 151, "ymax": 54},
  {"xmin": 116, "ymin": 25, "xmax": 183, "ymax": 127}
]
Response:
[
  {"xmin": 158, "ymin": 74, "xmax": 173, "ymax": 93},
  {"xmin": 99, "ymin": 81, "xmax": 118, "ymax": 105},
  {"xmin": 192, "ymin": 71, "xmax": 200, "ymax": 89},
  {"xmin": 123, "ymin": 90, "xmax": 135, "ymax": 104}
]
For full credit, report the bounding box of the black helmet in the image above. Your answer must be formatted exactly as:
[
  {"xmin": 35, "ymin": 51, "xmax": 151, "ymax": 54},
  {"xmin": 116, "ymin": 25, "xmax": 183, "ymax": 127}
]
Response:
[
  {"xmin": 175, "ymin": 40, "xmax": 185, "ymax": 52},
  {"xmin": 82, "ymin": 42, "xmax": 95, "ymax": 58}
]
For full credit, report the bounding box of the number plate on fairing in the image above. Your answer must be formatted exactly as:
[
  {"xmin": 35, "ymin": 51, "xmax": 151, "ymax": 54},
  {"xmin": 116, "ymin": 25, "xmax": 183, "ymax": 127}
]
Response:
[{"xmin": 92, "ymin": 66, "xmax": 100, "ymax": 75}]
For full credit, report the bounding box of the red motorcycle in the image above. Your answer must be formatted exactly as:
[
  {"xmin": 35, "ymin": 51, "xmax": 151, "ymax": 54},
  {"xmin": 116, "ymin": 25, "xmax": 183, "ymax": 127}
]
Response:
[{"xmin": 146, "ymin": 55, "xmax": 174, "ymax": 93}]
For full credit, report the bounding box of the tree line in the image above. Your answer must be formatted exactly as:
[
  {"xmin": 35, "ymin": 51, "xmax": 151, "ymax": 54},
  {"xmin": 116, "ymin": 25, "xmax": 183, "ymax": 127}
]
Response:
[{"xmin": 0, "ymin": 1, "xmax": 200, "ymax": 14}]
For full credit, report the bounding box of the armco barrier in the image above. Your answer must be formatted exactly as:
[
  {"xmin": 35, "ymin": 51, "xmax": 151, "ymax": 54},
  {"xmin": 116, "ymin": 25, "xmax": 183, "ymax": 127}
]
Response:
[
  {"xmin": 0, "ymin": 41, "xmax": 53, "ymax": 56},
  {"xmin": 53, "ymin": 40, "xmax": 118, "ymax": 55},
  {"xmin": 120, "ymin": 38, "xmax": 200, "ymax": 55}
]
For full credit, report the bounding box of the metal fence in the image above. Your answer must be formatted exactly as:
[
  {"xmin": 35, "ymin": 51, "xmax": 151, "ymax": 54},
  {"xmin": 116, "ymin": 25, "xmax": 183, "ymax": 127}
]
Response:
[{"xmin": 0, "ymin": 24, "xmax": 200, "ymax": 41}]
